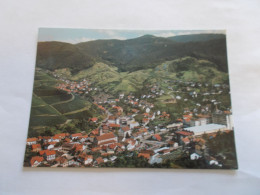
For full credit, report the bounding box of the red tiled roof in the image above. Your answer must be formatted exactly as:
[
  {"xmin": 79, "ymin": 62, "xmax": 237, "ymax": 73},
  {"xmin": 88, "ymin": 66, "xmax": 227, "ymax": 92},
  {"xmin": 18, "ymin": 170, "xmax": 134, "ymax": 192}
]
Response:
[
  {"xmin": 91, "ymin": 147, "xmax": 101, "ymax": 152},
  {"xmin": 39, "ymin": 150, "xmax": 56, "ymax": 156},
  {"xmin": 109, "ymin": 124, "xmax": 120, "ymax": 128},
  {"xmin": 64, "ymin": 138, "xmax": 71, "ymax": 143},
  {"xmin": 45, "ymin": 150, "xmax": 56, "ymax": 156},
  {"xmin": 74, "ymin": 144, "xmax": 83, "ymax": 151},
  {"xmin": 138, "ymin": 153, "xmax": 150, "ymax": 159},
  {"xmin": 96, "ymin": 132, "xmax": 116, "ymax": 141},
  {"xmin": 31, "ymin": 144, "xmax": 41, "ymax": 149},
  {"xmin": 30, "ymin": 156, "xmax": 44, "ymax": 165},
  {"xmin": 52, "ymin": 135, "xmax": 62, "ymax": 140},
  {"xmin": 121, "ymin": 126, "xmax": 130, "ymax": 132},
  {"xmin": 98, "ymin": 140, "xmax": 117, "ymax": 146},
  {"xmin": 27, "ymin": 138, "xmax": 38, "ymax": 142},
  {"xmin": 55, "ymin": 156, "xmax": 67, "ymax": 164},
  {"xmin": 153, "ymin": 134, "xmax": 162, "ymax": 141},
  {"xmin": 79, "ymin": 135, "xmax": 88, "ymax": 139},
  {"xmin": 176, "ymin": 131, "xmax": 194, "ymax": 136},
  {"xmin": 91, "ymin": 129, "xmax": 99, "ymax": 135},
  {"xmin": 182, "ymin": 137, "xmax": 190, "ymax": 143},
  {"xmin": 109, "ymin": 143, "xmax": 117, "ymax": 149},
  {"xmin": 96, "ymin": 157, "xmax": 104, "ymax": 164},
  {"xmin": 71, "ymin": 133, "xmax": 82, "ymax": 137}
]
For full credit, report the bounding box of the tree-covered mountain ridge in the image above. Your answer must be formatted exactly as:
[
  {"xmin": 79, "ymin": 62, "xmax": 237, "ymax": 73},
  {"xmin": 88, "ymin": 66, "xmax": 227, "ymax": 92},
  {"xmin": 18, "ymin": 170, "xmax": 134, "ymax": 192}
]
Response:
[{"xmin": 36, "ymin": 33, "xmax": 228, "ymax": 74}]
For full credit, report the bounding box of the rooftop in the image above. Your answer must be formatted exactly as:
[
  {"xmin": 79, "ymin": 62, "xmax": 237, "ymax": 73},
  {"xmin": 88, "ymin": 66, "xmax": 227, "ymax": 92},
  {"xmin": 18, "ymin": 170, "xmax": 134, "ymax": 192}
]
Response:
[{"xmin": 184, "ymin": 124, "xmax": 226, "ymax": 134}]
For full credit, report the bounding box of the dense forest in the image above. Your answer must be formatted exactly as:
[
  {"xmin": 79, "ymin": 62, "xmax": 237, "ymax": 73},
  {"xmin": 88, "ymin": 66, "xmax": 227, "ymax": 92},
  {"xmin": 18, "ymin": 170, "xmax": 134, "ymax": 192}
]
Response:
[{"xmin": 36, "ymin": 34, "xmax": 228, "ymax": 74}]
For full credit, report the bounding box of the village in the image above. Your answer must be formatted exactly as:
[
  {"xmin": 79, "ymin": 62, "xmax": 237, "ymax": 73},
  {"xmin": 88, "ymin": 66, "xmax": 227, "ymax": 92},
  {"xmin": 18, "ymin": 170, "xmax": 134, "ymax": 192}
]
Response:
[{"xmin": 25, "ymin": 73, "xmax": 235, "ymax": 168}]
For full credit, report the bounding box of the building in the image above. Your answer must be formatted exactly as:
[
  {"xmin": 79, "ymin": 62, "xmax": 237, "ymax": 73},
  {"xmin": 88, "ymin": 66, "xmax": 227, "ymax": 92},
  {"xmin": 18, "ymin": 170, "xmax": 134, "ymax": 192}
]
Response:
[
  {"xmin": 119, "ymin": 126, "xmax": 131, "ymax": 138},
  {"xmin": 212, "ymin": 111, "xmax": 233, "ymax": 130},
  {"xmin": 184, "ymin": 124, "xmax": 227, "ymax": 136},
  {"xmin": 40, "ymin": 150, "xmax": 56, "ymax": 161},
  {"xmin": 26, "ymin": 138, "xmax": 38, "ymax": 145},
  {"xmin": 189, "ymin": 117, "xmax": 209, "ymax": 127},
  {"xmin": 30, "ymin": 156, "xmax": 44, "ymax": 167},
  {"xmin": 95, "ymin": 132, "xmax": 118, "ymax": 146}
]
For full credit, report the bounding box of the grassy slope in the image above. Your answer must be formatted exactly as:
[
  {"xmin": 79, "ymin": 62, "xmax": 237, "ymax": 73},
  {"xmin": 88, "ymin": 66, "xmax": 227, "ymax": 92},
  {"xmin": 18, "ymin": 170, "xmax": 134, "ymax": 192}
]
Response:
[
  {"xmin": 61, "ymin": 57, "xmax": 227, "ymax": 96},
  {"xmin": 29, "ymin": 71, "xmax": 93, "ymax": 128}
]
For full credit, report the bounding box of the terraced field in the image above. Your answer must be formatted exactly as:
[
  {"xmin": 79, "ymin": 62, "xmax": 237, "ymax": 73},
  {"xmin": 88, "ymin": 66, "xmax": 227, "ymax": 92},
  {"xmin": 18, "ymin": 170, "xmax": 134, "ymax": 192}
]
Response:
[
  {"xmin": 28, "ymin": 71, "xmax": 94, "ymax": 130},
  {"xmin": 53, "ymin": 95, "xmax": 89, "ymax": 114}
]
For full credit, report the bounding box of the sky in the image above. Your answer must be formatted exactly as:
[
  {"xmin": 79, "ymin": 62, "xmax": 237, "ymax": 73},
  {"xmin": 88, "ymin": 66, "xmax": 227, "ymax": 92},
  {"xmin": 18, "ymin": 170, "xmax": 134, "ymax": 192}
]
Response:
[{"xmin": 38, "ymin": 28, "xmax": 225, "ymax": 44}]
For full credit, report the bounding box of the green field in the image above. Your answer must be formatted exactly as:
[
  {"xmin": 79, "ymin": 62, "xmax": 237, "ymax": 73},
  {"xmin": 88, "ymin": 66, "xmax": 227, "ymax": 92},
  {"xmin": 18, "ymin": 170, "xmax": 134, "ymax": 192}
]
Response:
[
  {"xmin": 29, "ymin": 115, "xmax": 67, "ymax": 126},
  {"xmin": 29, "ymin": 71, "xmax": 96, "ymax": 131},
  {"xmin": 41, "ymin": 93, "xmax": 72, "ymax": 105},
  {"xmin": 30, "ymin": 105, "xmax": 60, "ymax": 116},
  {"xmin": 53, "ymin": 95, "xmax": 88, "ymax": 114},
  {"xmin": 31, "ymin": 94, "xmax": 47, "ymax": 107}
]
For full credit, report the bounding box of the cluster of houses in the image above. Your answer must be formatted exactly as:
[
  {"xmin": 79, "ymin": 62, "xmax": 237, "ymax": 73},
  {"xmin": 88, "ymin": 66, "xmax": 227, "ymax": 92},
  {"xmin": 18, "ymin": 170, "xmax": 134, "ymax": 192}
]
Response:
[
  {"xmin": 26, "ymin": 104, "xmax": 232, "ymax": 168},
  {"xmin": 55, "ymin": 78, "xmax": 98, "ymax": 95},
  {"xmin": 27, "ymin": 72, "xmax": 233, "ymax": 168}
]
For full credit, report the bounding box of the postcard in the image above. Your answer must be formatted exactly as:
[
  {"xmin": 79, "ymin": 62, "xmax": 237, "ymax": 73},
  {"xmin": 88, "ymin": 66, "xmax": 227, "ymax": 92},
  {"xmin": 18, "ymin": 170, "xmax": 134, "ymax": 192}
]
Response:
[{"xmin": 24, "ymin": 28, "xmax": 238, "ymax": 169}]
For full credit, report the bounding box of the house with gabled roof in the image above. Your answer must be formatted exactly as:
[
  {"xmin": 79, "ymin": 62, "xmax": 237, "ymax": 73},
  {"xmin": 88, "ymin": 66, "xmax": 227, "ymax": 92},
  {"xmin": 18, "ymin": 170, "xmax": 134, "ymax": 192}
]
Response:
[
  {"xmin": 70, "ymin": 133, "xmax": 82, "ymax": 140},
  {"xmin": 31, "ymin": 144, "xmax": 42, "ymax": 152},
  {"xmin": 95, "ymin": 157, "xmax": 104, "ymax": 165},
  {"xmin": 40, "ymin": 150, "xmax": 56, "ymax": 161},
  {"xmin": 55, "ymin": 156, "xmax": 68, "ymax": 167},
  {"xmin": 138, "ymin": 153, "xmax": 151, "ymax": 160},
  {"xmin": 26, "ymin": 137, "xmax": 38, "ymax": 145},
  {"xmin": 95, "ymin": 132, "xmax": 118, "ymax": 146},
  {"xmin": 30, "ymin": 156, "xmax": 44, "ymax": 167}
]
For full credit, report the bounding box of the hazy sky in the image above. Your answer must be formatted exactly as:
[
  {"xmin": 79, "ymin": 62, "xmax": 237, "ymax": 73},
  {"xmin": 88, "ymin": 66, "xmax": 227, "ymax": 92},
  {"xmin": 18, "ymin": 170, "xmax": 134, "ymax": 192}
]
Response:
[{"xmin": 38, "ymin": 28, "xmax": 225, "ymax": 44}]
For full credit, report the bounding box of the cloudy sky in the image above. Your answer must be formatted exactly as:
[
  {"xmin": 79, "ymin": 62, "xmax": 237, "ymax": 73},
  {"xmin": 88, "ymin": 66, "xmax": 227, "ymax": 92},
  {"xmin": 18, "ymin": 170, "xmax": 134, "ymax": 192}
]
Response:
[{"xmin": 38, "ymin": 28, "xmax": 225, "ymax": 44}]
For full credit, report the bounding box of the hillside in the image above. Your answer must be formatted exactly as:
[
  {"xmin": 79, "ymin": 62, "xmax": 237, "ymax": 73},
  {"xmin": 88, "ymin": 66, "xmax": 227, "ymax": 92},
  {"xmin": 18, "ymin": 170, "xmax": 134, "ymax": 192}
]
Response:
[
  {"xmin": 36, "ymin": 41, "xmax": 95, "ymax": 74},
  {"xmin": 168, "ymin": 34, "xmax": 225, "ymax": 42},
  {"xmin": 36, "ymin": 33, "xmax": 228, "ymax": 73},
  {"xmin": 59, "ymin": 57, "xmax": 228, "ymax": 96},
  {"xmin": 28, "ymin": 71, "xmax": 98, "ymax": 136}
]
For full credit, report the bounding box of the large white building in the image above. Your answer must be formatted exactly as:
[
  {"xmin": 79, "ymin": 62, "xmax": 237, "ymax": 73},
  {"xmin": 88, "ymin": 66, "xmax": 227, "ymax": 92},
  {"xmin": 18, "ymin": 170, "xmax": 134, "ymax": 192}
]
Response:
[{"xmin": 184, "ymin": 124, "xmax": 227, "ymax": 136}]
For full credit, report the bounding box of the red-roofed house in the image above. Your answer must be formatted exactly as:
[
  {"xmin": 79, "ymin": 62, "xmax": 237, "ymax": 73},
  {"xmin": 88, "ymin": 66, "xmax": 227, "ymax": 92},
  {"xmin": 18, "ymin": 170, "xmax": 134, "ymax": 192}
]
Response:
[
  {"xmin": 91, "ymin": 129, "xmax": 99, "ymax": 135},
  {"xmin": 79, "ymin": 135, "xmax": 88, "ymax": 142},
  {"xmin": 95, "ymin": 132, "xmax": 118, "ymax": 146},
  {"xmin": 119, "ymin": 126, "xmax": 131, "ymax": 138},
  {"xmin": 54, "ymin": 133, "xmax": 68, "ymax": 139},
  {"xmin": 26, "ymin": 138, "xmax": 38, "ymax": 145},
  {"xmin": 152, "ymin": 134, "xmax": 162, "ymax": 141},
  {"xmin": 55, "ymin": 156, "xmax": 68, "ymax": 167},
  {"xmin": 40, "ymin": 150, "xmax": 56, "ymax": 161},
  {"xmin": 31, "ymin": 144, "xmax": 42, "ymax": 152},
  {"xmin": 90, "ymin": 117, "xmax": 98, "ymax": 123},
  {"xmin": 95, "ymin": 157, "xmax": 104, "ymax": 165},
  {"xmin": 109, "ymin": 123, "xmax": 120, "ymax": 129},
  {"xmin": 138, "ymin": 153, "xmax": 151, "ymax": 160},
  {"xmin": 71, "ymin": 133, "xmax": 82, "ymax": 140},
  {"xmin": 182, "ymin": 137, "xmax": 190, "ymax": 145},
  {"xmin": 30, "ymin": 156, "xmax": 44, "ymax": 167},
  {"xmin": 175, "ymin": 130, "xmax": 194, "ymax": 144}
]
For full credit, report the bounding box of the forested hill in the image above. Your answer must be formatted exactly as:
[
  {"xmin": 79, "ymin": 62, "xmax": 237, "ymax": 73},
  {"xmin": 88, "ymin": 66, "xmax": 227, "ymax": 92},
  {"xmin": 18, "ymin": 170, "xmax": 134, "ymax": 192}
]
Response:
[
  {"xmin": 36, "ymin": 33, "xmax": 228, "ymax": 73},
  {"xmin": 168, "ymin": 34, "xmax": 225, "ymax": 42}
]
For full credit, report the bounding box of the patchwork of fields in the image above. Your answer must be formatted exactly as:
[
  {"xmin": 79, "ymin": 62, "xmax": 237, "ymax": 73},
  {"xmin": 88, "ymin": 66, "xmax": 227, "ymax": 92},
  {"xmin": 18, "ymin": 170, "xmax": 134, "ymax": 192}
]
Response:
[{"xmin": 29, "ymin": 71, "xmax": 92, "ymax": 128}]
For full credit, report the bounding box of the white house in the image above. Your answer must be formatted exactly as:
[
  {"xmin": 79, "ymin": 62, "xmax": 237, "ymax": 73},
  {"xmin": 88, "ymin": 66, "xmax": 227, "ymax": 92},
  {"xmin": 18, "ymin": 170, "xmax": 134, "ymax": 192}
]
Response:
[{"xmin": 190, "ymin": 153, "xmax": 201, "ymax": 160}]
